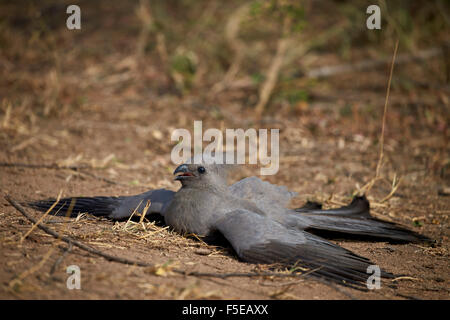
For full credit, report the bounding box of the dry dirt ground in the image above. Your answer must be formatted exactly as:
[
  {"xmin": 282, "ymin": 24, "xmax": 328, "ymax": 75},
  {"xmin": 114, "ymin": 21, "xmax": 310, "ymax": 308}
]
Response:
[
  {"xmin": 0, "ymin": 92, "xmax": 448, "ymax": 299},
  {"xmin": 0, "ymin": 1, "xmax": 449, "ymax": 300}
]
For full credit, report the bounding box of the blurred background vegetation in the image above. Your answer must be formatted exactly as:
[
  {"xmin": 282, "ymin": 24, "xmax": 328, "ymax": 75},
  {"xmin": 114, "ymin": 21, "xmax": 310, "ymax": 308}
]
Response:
[
  {"xmin": 1, "ymin": 1, "xmax": 449, "ymax": 301},
  {"xmin": 1, "ymin": 0, "xmax": 448, "ymax": 112},
  {"xmin": 0, "ymin": 0, "xmax": 448, "ymax": 166}
]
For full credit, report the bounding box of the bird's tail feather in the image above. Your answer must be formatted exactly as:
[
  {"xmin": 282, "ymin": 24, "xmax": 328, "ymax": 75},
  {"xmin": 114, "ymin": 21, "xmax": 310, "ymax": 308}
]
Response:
[
  {"xmin": 26, "ymin": 196, "xmax": 124, "ymax": 218},
  {"xmin": 295, "ymin": 195, "xmax": 432, "ymax": 243}
]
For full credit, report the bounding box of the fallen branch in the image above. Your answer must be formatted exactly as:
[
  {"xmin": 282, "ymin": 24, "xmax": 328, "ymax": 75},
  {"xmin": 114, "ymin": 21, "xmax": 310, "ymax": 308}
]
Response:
[{"xmin": 208, "ymin": 44, "xmax": 447, "ymax": 97}]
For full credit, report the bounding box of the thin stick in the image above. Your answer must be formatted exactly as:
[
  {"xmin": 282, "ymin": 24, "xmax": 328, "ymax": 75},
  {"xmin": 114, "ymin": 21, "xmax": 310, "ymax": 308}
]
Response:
[
  {"xmin": 50, "ymin": 242, "xmax": 73, "ymax": 275},
  {"xmin": 377, "ymin": 39, "xmax": 399, "ymax": 176},
  {"xmin": 391, "ymin": 276, "xmax": 419, "ymax": 282},
  {"xmin": 366, "ymin": 39, "xmax": 399, "ymax": 194},
  {"xmin": 306, "ymin": 45, "xmax": 441, "ymax": 79},
  {"xmin": 73, "ymin": 170, "xmax": 122, "ymax": 186},
  {"xmin": 9, "ymin": 247, "xmax": 55, "ymax": 288},
  {"xmin": 380, "ymin": 176, "xmax": 403, "ymax": 203},
  {"xmin": 0, "ymin": 162, "xmax": 90, "ymax": 170}
]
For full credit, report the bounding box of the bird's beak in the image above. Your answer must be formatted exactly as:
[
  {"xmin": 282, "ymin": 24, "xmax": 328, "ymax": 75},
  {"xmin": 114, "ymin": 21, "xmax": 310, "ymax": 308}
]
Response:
[{"xmin": 173, "ymin": 164, "xmax": 194, "ymax": 180}]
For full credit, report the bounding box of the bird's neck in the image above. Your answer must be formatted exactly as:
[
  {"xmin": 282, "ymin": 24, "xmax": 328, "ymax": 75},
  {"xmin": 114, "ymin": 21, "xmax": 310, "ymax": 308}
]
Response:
[{"xmin": 180, "ymin": 181, "xmax": 228, "ymax": 194}]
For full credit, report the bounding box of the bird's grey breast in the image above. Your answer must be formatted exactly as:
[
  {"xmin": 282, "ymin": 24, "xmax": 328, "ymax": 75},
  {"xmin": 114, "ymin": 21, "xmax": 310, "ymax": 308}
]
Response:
[{"xmin": 163, "ymin": 188, "xmax": 229, "ymax": 236}]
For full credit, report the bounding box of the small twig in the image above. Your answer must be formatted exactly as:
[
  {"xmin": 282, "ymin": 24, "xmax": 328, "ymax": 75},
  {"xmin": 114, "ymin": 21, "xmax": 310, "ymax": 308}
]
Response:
[
  {"xmin": 139, "ymin": 200, "xmax": 151, "ymax": 224},
  {"xmin": 9, "ymin": 246, "xmax": 55, "ymax": 288},
  {"xmin": 391, "ymin": 276, "xmax": 419, "ymax": 282},
  {"xmin": 71, "ymin": 169, "xmax": 123, "ymax": 186},
  {"xmin": 20, "ymin": 191, "xmax": 62, "ymax": 244},
  {"xmin": 311, "ymin": 277, "xmax": 359, "ymax": 300},
  {"xmin": 0, "ymin": 162, "xmax": 123, "ymax": 186},
  {"xmin": 122, "ymin": 200, "xmax": 144, "ymax": 232},
  {"xmin": 50, "ymin": 242, "xmax": 73, "ymax": 275},
  {"xmin": 1, "ymin": 99, "xmax": 12, "ymax": 128},
  {"xmin": 366, "ymin": 39, "xmax": 399, "ymax": 195},
  {"xmin": 306, "ymin": 45, "xmax": 444, "ymax": 79},
  {"xmin": 394, "ymin": 293, "xmax": 422, "ymax": 300},
  {"xmin": 380, "ymin": 176, "xmax": 403, "ymax": 203},
  {"xmin": 0, "ymin": 162, "xmax": 90, "ymax": 170},
  {"xmin": 376, "ymin": 39, "xmax": 399, "ymax": 178}
]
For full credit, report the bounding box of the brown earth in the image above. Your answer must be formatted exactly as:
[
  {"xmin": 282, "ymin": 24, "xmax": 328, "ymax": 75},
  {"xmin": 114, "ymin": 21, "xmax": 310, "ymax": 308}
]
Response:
[{"xmin": 0, "ymin": 0, "xmax": 448, "ymax": 300}]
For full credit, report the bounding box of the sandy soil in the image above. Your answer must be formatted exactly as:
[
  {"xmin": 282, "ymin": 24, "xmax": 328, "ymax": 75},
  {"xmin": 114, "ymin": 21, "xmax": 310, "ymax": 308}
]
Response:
[
  {"xmin": 0, "ymin": 1, "xmax": 448, "ymax": 300},
  {"xmin": 0, "ymin": 93, "xmax": 448, "ymax": 299}
]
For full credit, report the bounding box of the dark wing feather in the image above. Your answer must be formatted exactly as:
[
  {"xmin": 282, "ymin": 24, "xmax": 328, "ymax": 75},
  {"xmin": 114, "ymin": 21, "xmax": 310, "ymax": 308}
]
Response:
[
  {"xmin": 27, "ymin": 196, "xmax": 123, "ymax": 217},
  {"xmin": 294, "ymin": 195, "xmax": 432, "ymax": 243},
  {"xmin": 214, "ymin": 209, "xmax": 393, "ymax": 288},
  {"xmin": 27, "ymin": 189, "xmax": 175, "ymax": 220}
]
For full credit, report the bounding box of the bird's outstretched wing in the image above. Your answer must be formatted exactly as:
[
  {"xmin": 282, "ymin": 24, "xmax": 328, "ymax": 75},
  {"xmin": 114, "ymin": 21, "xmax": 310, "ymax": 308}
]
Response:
[
  {"xmin": 292, "ymin": 195, "xmax": 432, "ymax": 243},
  {"xmin": 229, "ymin": 178, "xmax": 430, "ymax": 243},
  {"xmin": 213, "ymin": 209, "xmax": 392, "ymax": 288},
  {"xmin": 27, "ymin": 189, "xmax": 175, "ymax": 220}
]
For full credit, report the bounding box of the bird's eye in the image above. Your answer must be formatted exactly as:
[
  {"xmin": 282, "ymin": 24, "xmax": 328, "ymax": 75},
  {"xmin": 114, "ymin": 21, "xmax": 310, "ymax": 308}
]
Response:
[{"xmin": 197, "ymin": 166, "xmax": 206, "ymax": 174}]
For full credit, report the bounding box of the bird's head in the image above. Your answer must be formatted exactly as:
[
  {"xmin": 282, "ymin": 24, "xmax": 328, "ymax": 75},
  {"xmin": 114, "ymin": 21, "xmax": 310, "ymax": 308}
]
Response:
[
  {"xmin": 173, "ymin": 161, "xmax": 229, "ymax": 190},
  {"xmin": 173, "ymin": 153, "xmax": 230, "ymax": 189}
]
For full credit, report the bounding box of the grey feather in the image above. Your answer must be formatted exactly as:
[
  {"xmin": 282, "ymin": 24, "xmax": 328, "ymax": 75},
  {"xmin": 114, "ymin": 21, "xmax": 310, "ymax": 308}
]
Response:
[{"xmin": 214, "ymin": 209, "xmax": 390, "ymax": 287}]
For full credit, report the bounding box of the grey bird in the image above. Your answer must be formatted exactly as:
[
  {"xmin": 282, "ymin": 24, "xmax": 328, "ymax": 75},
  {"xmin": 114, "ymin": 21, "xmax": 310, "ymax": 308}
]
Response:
[{"xmin": 28, "ymin": 161, "xmax": 431, "ymax": 287}]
